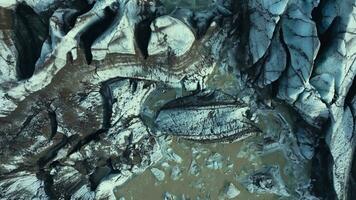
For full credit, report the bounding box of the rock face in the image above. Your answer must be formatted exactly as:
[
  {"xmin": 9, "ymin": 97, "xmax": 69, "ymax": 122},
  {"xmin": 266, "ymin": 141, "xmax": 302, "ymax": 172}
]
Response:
[
  {"xmin": 221, "ymin": 182, "xmax": 240, "ymax": 199},
  {"xmin": 155, "ymin": 104, "xmax": 259, "ymax": 142},
  {"xmin": 239, "ymin": 165, "xmax": 289, "ymax": 197},
  {"xmin": 328, "ymin": 106, "xmax": 355, "ymax": 200},
  {"xmin": 148, "ymin": 15, "xmax": 195, "ymax": 56},
  {"xmin": 0, "ymin": 0, "xmax": 355, "ymax": 199}
]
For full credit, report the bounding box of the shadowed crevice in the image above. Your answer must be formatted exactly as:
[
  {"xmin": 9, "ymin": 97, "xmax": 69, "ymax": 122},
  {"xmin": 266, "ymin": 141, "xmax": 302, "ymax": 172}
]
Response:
[
  {"xmin": 310, "ymin": 135, "xmax": 337, "ymax": 200},
  {"xmin": 89, "ymin": 166, "xmax": 112, "ymax": 190},
  {"xmin": 80, "ymin": 6, "xmax": 117, "ymax": 65},
  {"xmin": 13, "ymin": 3, "xmax": 48, "ymax": 79},
  {"xmin": 345, "ymin": 76, "xmax": 356, "ymax": 108},
  {"xmin": 135, "ymin": 19, "xmax": 152, "ymax": 59},
  {"xmin": 349, "ymin": 153, "xmax": 356, "ymax": 200}
]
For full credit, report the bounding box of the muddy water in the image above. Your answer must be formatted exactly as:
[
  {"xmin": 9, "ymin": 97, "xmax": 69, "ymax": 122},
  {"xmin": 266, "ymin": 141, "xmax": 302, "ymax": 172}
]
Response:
[
  {"xmin": 116, "ymin": 80, "xmax": 311, "ymax": 200},
  {"xmin": 114, "ymin": 132, "xmax": 309, "ymax": 200},
  {"xmin": 112, "ymin": 52, "xmax": 314, "ymax": 199},
  {"xmin": 113, "ymin": 1, "xmax": 312, "ymax": 198},
  {"xmin": 114, "ymin": 55, "xmax": 313, "ymax": 199},
  {"xmin": 114, "ymin": 73, "xmax": 312, "ymax": 200}
]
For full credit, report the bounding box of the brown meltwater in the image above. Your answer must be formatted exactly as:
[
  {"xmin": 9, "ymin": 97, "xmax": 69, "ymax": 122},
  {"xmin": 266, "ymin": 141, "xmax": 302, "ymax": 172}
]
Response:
[
  {"xmin": 114, "ymin": 57, "xmax": 313, "ymax": 199},
  {"xmin": 114, "ymin": 132, "xmax": 310, "ymax": 200}
]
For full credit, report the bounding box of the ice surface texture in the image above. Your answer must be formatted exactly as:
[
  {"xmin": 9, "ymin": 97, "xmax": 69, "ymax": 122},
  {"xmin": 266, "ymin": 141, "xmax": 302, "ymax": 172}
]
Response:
[{"xmin": 0, "ymin": 0, "xmax": 355, "ymax": 199}]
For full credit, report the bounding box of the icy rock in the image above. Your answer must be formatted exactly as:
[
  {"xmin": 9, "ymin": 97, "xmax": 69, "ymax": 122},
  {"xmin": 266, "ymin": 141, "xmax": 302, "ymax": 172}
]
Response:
[
  {"xmin": 0, "ymin": 172, "xmax": 48, "ymax": 199},
  {"xmin": 151, "ymin": 168, "xmax": 166, "ymax": 182},
  {"xmin": 295, "ymin": 128, "xmax": 316, "ymax": 160},
  {"xmin": 0, "ymin": 107, "xmax": 68, "ymax": 174},
  {"xmin": 311, "ymin": 2, "xmax": 356, "ymax": 197},
  {"xmin": 163, "ymin": 192, "xmax": 177, "ymax": 200},
  {"xmin": 310, "ymin": 73, "xmax": 335, "ymax": 104},
  {"xmin": 0, "ymin": 0, "xmax": 57, "ymax": 13},
  {"xmin": 107, "ymin": 79, "xmax": 156, "ymax": 126},
  {"xmin": 171, "ymin": 165, "xmax": 182, "ymax": 181},
  {"xmin": 91, "ymin": 0, "xmax": 164, "ymax": 60},
  {"xmin": 327, "ymin": 106, "xmax": 355, "ymax": 200},
  {"xmin": 156, "ymin": 105, "xmax": 259, "ymax": 141},
  {"xmin": 248, "ymin": 0, "xmax": 288, "ymax": 64},
  {"xmin": 36, "ymin": 8, "xmax": 78, "ymax": 68},
  {"xmin": 239, "ymin": 165, "xmax": 289, "ymax": 197},
  {"xmin": 0, "ymin": 0, "xmax": 17, "ymax": 9},
  {"xmin": 78, "ymin": 91, "xmax": 103, "ymax": 112},
  {"xmin": 278, "ymin": 5, "xmax": 320, "ymax": 102},
  {"xmin": 164, "ymin": 148, "xmax": 183, "ymax": 164},
  {"xmin": 192, "ymin": 146, "xmax": 209, "ymax": 159},
  {"xmin": 223, "ymin": 183, "xmax": 240, "ymax": 199},
  {"xmin": 0, "ymin": 31, "xmax": 18, "ymax": 85},
  {"xmin": 95, "ymin": 170, "xmax": 133, "ymax": 200},
  {"xmin": 161, "ymin": 162, "xmax": 170, "ymax": 170},
  {"xmin": 293, "ymin": 88, "xmax": 329, "ymax": 127},
  {"xmin": 206, "ymin": 153, "xmax": 224, "ymax": 170},
  {"xmin": 49, "ymin": 8, "xmax": 78, "ymax": 48},
  {"xmin": 51, "ymin": 166, "xmax": 87, "ymax": 198},
  {"xmin": 0, "ymin": 77, "xmax": 161, "ymax": 199},
  {"xmin": 0, "ymin": 0, "xmax": 119, "ymax": 117},
  {"xmin": 87, "ymin": 21, "xmax": 216, "ymax": 91},
  {"xmin": 71, "ymin": 184, "xmax": 95, "ymax": 200},
  {"xmin": 312, "ymin": 1, "xmax": 356, "ymax": 196},
  {"xmin": 1, "ymin": 0, "xmax": 355, "ymax": 199},
  {"xmin": 312, "ymin": 0, "xmax": 356, "ymax": 103},
  {"xmin": 351, "ymin": 98, "xmax": 356, "ymax": 199},
  {"xmin": 94, "ymin": 137, "xmax": 163, "ymax": 200},
  {"xmin": 181, "ymin": 194, "xmax": 191, "ymax": 200},
  {"xmin": 258, "ymin": 31, "xmax": 287, "ymax": 87},
  {"xmin": 264, "ymin": 25, "xmax": 329, "ymax": 125},
  {"xmin": 91, "ymin": 1, "xmax": 137, "ymax": 60},
  {"xmin": 148, "ymin": 15, "xmax": 195, "ymax": 56},
  {"xmin": 189, "ymin": 160, "xmax": 201, "ymax": 176}
]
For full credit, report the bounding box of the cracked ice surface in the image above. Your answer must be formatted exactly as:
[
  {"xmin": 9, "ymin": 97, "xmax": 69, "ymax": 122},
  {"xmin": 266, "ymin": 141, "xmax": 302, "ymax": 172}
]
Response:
[{"xmin": 0, "ymin": 0, "xmax": 355, "ymax": 199}]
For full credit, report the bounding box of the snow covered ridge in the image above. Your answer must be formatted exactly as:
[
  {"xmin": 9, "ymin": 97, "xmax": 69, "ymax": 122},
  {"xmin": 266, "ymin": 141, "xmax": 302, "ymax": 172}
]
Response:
[{"xmin": 0, "ymin": 0, "xmax": 355, "ymax": 199}]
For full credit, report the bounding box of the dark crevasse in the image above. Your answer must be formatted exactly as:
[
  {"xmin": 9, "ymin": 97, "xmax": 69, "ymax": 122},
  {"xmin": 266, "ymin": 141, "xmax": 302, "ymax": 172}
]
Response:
[
  {"xmin": 349, "ymin": 154, "xmax": 356, "ymax": 200},
  {"xmin": 61, "ymin": 0, "xmax": 94, "ymax": 33},
  {"xmin": 13, "ymin": 3, "xmax": 48, "ymax": 79},
  {"xmin": 80, "ymin": 6, "xmax": 117, "ymax": 65},
  {"xmin": 9, "ymin": 0, "xmax": 94, "ymax": 80},
  {"xmin": 310, "ymin": 136, "xmax": 337, "ymax": 200},
  {"xmin": 345, "ymin": 77, "xmax": 356, "ymax": 109},
  {"xmin": 135, "ymin": 19, "xmax": 152, "ymax": 59}
]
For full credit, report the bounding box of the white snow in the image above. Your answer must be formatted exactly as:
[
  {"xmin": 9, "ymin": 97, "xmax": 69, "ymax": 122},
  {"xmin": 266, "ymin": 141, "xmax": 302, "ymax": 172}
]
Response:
[
  {"xmin": 0, "ymin": 0, "xmax": 117, "ymax": 117},
  {"xmin": 0, "ymin": 0, "xmax": 57, "ymax": 13},
  {"xmin": 0, "ymin": 172, "xmax": 48, "ymax": 199},
  {"xmin": 150, "ymin": 168, "xmax": 165, "ymax": 181},
  {"xmin": 148, "ymin": 16, "xmax": 195, "ymax": 56},
  {"xmin": 92, "ymin": 0, "xmax": 139, "ymax": 60},
  {"xmin": 0, "ymin": 31, "xmax": 18, "ymax": 83},
  {"xmin": 206, "ymin": 153, "xmax": 224, "ymax": 170},
  {"xmin": 71, "ymin": 185, "xmax": 95, "ymax": 200},
  {"xmin": 310, "ymin": 73, "xmax": 335, "ymax": 104},
  {"xmin": 327, "ymin": 105, "xmax": 355, "ymax": 200},
  {"xmin": 224, "ymin": 183, "xmax": 240, "ymax": 199}
]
